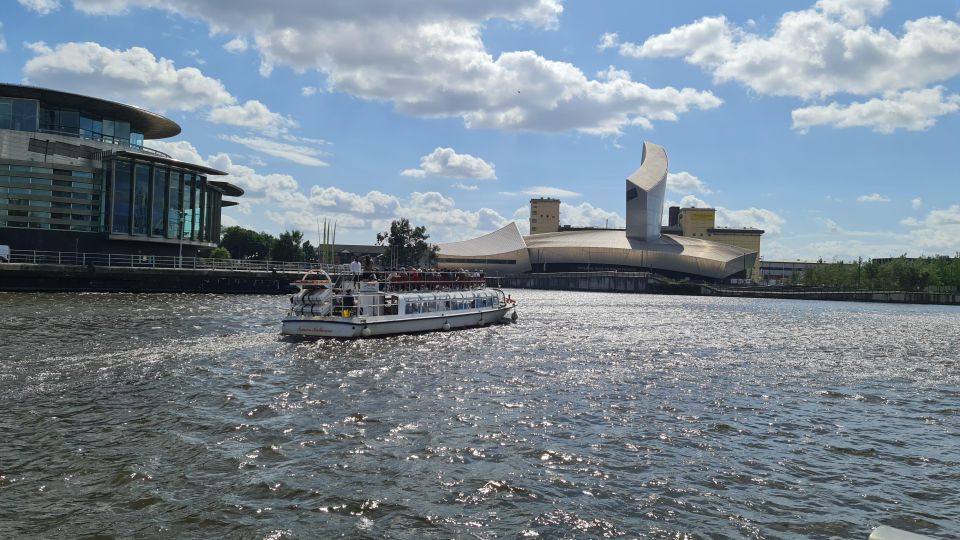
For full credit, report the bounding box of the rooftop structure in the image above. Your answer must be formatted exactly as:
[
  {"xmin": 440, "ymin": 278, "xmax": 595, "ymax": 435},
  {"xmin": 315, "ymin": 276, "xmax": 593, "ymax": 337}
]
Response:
[
  {"xmin": 529, "ymin": 197, "xmax": 560, "ymax": 235},
  {"xmin": 0, "ymin": 83, "xmax": 242, "ymax": 256}
]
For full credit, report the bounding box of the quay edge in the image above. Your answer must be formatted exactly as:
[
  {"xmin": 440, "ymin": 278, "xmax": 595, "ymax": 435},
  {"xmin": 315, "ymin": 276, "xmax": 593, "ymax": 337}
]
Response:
[
  {"xmin": 0, "ymin": 263, "xmax": 300, "ymax": 294},
  {"xmin": 487, "ymin": 272, "xmax": 960, "ymax": 306}
]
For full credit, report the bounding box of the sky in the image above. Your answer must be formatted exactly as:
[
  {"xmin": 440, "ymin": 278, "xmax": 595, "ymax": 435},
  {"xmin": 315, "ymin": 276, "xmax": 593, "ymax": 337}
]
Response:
[{"xmin": 2, "ymin": 0, "xmax": 960, "ymax": 261}]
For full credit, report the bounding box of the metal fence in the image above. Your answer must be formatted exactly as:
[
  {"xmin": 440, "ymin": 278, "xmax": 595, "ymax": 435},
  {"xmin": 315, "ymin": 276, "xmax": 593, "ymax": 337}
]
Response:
[{"xmin": 4, "ymin": 249, "xmax": 349, "ymax": 274}]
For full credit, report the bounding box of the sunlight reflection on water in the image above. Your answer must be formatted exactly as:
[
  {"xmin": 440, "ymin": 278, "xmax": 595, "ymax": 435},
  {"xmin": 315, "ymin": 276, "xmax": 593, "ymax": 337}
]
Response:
[{"xmin": 0, "ymin": 291, "xmax": 958, "ymax": 538}]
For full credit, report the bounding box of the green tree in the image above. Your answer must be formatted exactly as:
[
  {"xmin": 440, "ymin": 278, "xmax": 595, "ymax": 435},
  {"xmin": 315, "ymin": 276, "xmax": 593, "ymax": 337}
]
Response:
[
  {"xmin": 220, "ymin": 226, "xmax": 274, "ymax": 260},
  {"xmin": 302, "ymin": 240, "xmax": 317, "ymax": 263},
  {"xmin": 272, "ymin": 230, "xmax": 305, "ymax": 262},
  {"xmin": 207, "ymin": 247, "xmax": 231, "ymax": 259},
  {"xmin": 376, "ymin": 218, "xmax": 439, "ymax": 267}
]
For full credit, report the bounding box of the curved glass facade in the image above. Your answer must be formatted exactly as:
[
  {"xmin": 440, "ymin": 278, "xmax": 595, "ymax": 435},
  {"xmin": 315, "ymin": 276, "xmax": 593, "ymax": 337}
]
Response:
[
  {"xmin": 1, "ymin": 85, "xmax": 238, "ymax": 253},
  {"xmin": 105, "ymin": 158, "xmax": 221, "ymax": 243},
  {"xmin": 0, "ymin": 97, "xmax": 146, "ymax": 148}
]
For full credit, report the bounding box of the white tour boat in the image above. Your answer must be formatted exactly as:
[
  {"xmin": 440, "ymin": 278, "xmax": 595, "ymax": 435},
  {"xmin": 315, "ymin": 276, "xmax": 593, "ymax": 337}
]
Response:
[{"xmin": 281, "ymin": 270, "xmax": 518, "ymax": 338}]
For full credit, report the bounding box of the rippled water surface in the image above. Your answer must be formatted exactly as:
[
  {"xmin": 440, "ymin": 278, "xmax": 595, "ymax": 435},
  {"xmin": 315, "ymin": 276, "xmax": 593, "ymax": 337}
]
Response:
[{"xmin": 1, "ymin": 291, "xmax": 958, "ymax": 538}]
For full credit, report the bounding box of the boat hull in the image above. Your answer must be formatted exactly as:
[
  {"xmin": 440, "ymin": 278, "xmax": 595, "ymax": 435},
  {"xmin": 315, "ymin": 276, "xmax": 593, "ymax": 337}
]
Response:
[{"xmin": 281, "ymin": 306, "xmax": 516, "ymax": 338}]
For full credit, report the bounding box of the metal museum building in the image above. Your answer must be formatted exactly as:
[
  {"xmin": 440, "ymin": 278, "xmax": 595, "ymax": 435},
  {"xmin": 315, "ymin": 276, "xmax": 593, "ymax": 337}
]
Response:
[{"xmin": 0, "ymin": 83, "xmax": 243, "ymax": 256}]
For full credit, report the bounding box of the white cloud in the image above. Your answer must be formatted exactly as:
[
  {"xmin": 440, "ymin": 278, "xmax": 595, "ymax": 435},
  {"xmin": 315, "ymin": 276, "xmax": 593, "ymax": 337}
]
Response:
[
  {"xmin": 902, "ymin": 205, "xmax": 960, "ymax": 251},
  {"xmin": 401, "ymin": 147, "xmax": 496, "ymax": 180},
  {"xmin": 792, "ymin": 87, "xmax": 960, "ymax": 133},
  {"xmin": 222, "ymin": 135, "xmax": 329, "ymax": 167},
  {"xmin": 185, "ymin": 48, "xmax": 205, "ymax": 65},
  {"xmin": 275, "ymin": 188, "xmax": 512, "ymax": 242},
  {"xmin": 670, "ymin": 195, "xmax": 785, "ymax": 235},
  {"xmin": 223, "ymin": 37, "xmax": 247, "ymax": 53},
  {"xmin": 624, "ymin": 4, "xmax": 960, "ymax": 100},
  {"xmin": 857, "ymin": 193, "xmax": 891, "ymax": 203},
  {"xmin": 18, "ymin": 0, "xmax": 60, "ymax": 14},
  {"xmin": 717, "ymin": 207, "xmax": 785, "ymax": 235},
  {"xmin": 22, "ymin": 41, "xmax": 296, "ymax": 135},
  {"xmin": 597, "ymin": 32, "xmax": 619, "ymax": 51},
  {"xmin": 621, "ymin": 16, "xmax": 736, "ymax": 67},
  {"xmin": 678, "ymin": 194, "xmax": 709, "ymax": 208},
  {"xmin": 208, "ymin": 100, "xmax": 297, "ymax": 133},
  {"xmin": 150, "ymin": 140, "xmax": 300, "ymax": 203},
  {"xmin": 68, "ymin": 0, "xmax": 721, "ymax": 136},
  {"xmin": 789, "ymin": 203, "xmax": 960, "ymax": 259},
  {"xmin": 615, "ymin": 1, "xmax": 960, "ymax": 132},
  {"xmin": 301, "ymin": 86, "xmax": 317, "ymax": 96},
  {"xmin": 912, "ymin": 197, "xmax": 923, "ymax": 210},
  {"xmin": 148, "ymin": 139, "xmax": 511, "ymax": 242},
  {"xmin": 452, "ymin": 182, "xmax": 479, "ymax": 191},
  {"xmin": 0, "ymin": 22, "xmax": 5, "ymax": 53},
  {"xmin": 667, "ymin": 171, "xmax": 712, "ymax": 195},
  {"xmin": 560, "ymin": 202, "xmax": 624, "ymax": 228},
  {"xmin": 523, "ymin": 186, "xmax": 581, "ymax": 198},
  {"xmin": 815, "ymin": 0, "xmax": 889, "ymax": 26},
  {"xmin": 23, "ymin": 41, "xmax": 235, "ymax": 112}
]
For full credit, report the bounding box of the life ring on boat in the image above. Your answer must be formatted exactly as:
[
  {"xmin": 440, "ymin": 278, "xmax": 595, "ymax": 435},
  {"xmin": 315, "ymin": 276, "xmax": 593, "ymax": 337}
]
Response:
[{"xmin": 506, "ymin": 295, "xmax": 516, "ymax": 304}]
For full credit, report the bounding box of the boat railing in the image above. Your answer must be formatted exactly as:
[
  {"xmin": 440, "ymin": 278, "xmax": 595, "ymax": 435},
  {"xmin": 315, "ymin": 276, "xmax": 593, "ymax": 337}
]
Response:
[
  {"xmin": 293, "ymin": 282, "xmax": 506, "ymax": 318},
  {"xmin": 335, "ymin": 272, "xmax": 487, "ymax": 292}
]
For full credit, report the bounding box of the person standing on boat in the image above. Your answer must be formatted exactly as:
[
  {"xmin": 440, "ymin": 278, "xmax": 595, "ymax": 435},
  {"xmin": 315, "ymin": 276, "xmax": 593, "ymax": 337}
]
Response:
[{"xmin": 350, "ymin": 257, "xmax": 362, "ymax": 284}]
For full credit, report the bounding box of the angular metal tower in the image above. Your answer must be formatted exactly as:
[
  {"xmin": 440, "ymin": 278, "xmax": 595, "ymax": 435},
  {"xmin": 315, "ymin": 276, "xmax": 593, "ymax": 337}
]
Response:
[{"xmin": 625, "ymin": 142, "xmax": 668, "ymax": 242}]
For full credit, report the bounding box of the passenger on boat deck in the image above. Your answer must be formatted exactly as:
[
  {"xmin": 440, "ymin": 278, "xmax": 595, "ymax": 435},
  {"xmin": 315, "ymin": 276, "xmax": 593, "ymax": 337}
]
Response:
[
  {"xmin": 343, "ymin": 287, "xmax": 355, "ymax": 314},
  {"xmin": 350, "ymin": 257, "xmax": 362, "ymax": 282}
]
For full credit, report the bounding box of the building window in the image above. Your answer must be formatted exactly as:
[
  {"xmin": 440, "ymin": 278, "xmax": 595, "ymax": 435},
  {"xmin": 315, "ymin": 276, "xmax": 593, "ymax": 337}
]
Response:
[
  {"xmin": 133, "ymin": 163, "xmax": 150, "ymax": 235},
  {"xmin": 151, "ymin": 166, "xmax": 167, "ymax": 236},
  {"xmin": 196, "ymin": 176, "xmax": 206, "ymax": 241},
  {"xmin": 168, "ymin": 171, "xmax": 181, "ymax": 239},
  {"xmin": 112, "ymin": 161, "xmax": 132, "ymax": 233},
  {"xmin": 0, "ymin": 99, "xmax": 39, "ymax": 132},
  {"xmin": 182, "ymin": 174, "xmax": 194, "ymax": 240}
]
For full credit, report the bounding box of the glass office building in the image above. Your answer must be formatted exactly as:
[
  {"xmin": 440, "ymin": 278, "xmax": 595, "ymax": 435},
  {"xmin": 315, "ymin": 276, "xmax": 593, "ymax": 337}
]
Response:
[{"xmin": 0, "ymin": 84, "xmax": 243, "ymax": 255}]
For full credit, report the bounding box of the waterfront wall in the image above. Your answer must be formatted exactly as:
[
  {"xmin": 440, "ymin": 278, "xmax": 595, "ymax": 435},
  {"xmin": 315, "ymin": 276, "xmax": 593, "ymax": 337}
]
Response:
[
  {"xmin": 489, "ymin": 272, "xmax": 709, "ymax": 295},
  {"xmin": 715, "ymin": 287, "xmax": 960, "ymax": 305},
  {"xmin": 0, "ymin": 263, "xmax": 300, "ymax": 294},
  {"xmin": 489, "ymin": 272, "xmax": 960, "ymax": 306}
]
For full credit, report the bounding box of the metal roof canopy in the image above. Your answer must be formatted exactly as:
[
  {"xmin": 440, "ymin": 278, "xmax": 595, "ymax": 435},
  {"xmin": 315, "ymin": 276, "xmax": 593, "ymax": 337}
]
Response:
[
  {"xmin": 1, "ymin": 83, "xmax": 181, "ymax": 139},
  {"xmin": 106, "ymin": 149, "xmax": 227, "ymax": 175}
]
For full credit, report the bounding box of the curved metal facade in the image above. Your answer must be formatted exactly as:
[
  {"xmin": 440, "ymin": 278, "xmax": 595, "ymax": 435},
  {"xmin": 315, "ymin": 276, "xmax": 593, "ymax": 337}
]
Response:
[
  {"xmin": 436, "ymin": 222, "xmax": 532, "ymax": 274},
  {"xmin": 626, "ymin": 142, "xmax": 667, "ymax": 242},
  {"xmin": 437, "ymin": 141, "xmax": 760, "ymax": 281}
]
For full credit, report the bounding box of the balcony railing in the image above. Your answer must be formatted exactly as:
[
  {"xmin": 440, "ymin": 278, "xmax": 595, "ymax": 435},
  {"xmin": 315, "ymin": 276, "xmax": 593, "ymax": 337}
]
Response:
[
  {"xmin": 3, "ymin": 249, "xmax": 349, "ymax": 274},
  {"xmin": 35, "ymin": 128, "xmax": 171, "ymax": 158}
]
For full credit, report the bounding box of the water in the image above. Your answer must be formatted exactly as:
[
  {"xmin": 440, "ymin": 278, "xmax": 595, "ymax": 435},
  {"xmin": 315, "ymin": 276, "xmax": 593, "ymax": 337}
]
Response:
[{"xmin": 1, "ymin": 290, "xmax": 958, "ymax": 538}]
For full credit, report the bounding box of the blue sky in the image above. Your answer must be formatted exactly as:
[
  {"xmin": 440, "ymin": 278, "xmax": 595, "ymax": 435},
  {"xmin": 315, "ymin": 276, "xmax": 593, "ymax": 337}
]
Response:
[{"xmin": 3, "ymin": 0, "xmax": 959, "ymax": 261}]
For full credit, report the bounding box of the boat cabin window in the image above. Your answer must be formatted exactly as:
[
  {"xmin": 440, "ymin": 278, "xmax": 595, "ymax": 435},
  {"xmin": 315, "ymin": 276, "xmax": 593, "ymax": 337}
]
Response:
[{"xmin": 401, "ymin": 294, "xmax": 497, "ymax": 314}]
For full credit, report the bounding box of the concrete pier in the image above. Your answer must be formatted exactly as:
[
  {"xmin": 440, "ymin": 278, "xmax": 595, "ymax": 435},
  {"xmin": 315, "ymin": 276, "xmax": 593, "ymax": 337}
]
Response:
[{"xmin": 0, "ymin": 263, "xmax": 300, "ymax": 294}]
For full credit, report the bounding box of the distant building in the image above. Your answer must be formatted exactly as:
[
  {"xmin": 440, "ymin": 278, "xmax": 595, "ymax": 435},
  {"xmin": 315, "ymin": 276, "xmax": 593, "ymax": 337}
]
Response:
[
  {"xmin": 529, "ymin": 197, "xmax": 560, "ymax": 235},
  {"xmin": 0, "ymin": 83, "xmax": 243, "ymax": 256},
  {"xmin": 760, "ymin": 260, "xmax": 817, "ymax": 284},
  {"xmin": 438, "ymin": 142, "xmax": 760, "ymax": 282},
  {"xmin": 666, "ymin": 207, "xmax": 764, "ymax": 281}
]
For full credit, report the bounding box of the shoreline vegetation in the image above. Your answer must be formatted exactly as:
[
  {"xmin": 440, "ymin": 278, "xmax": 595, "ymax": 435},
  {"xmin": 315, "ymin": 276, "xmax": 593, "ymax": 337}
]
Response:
[{"xmin": 796, "ymin": 256, "xmax": 960, "ymax": 293}]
